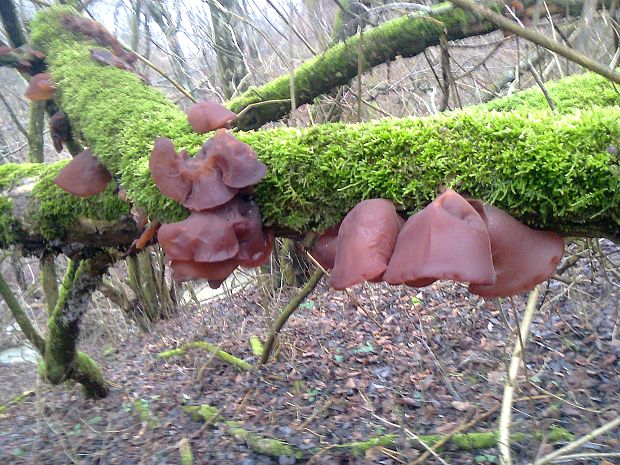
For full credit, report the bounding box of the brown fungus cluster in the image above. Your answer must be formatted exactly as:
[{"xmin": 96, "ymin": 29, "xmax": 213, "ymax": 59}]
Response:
[
  {"xmin": 25, "ymin": 72, "xmax": 56, "ymax": 101},
  {"xmin": 54, "ymin": 148, "xmax": 112, "ymax": 197},
  {"xmin": 62, "ymin": 14, "xmax": 137, "ymax": 64},
  {"xmin": 49, "ymin": 110, "xmax": 72, "ymax": 153},
  {"xmin": 150, "ymin": 129, "xmax": 272, "ymax": 287},
  {"xmin": 90, "ymin": 47, "xmax": 149, "ymax": 84},
  {"xmin": 315, "ymin": 190, "xmax": 564, "ymax": 298}
]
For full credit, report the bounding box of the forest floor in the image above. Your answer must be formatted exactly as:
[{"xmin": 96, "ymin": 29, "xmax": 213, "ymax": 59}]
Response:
[{"xmin": 0, "ymin": 242, "xmax": 619, "ymax": 465}]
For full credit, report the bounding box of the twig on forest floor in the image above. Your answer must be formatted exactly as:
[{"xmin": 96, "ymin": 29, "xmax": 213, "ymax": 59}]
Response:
[{"xmin": 529, "ymin": 416, "xmax": 620, "ymax": 465}]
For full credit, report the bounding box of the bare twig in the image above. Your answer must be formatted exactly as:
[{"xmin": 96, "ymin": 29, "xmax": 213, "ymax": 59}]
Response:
[
  {"xmin": 529, "ymin": 416, "xmax": 620, "ymax": 465},
  {"xmin": 498, "ymin": 285, "xmax": 541, "ymax": 465},
  {"xmin": 449, "ymin": 0, "xmax": 620, "ymax": 85}
]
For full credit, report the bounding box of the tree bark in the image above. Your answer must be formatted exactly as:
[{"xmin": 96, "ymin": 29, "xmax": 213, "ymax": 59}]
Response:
[{"xmin": 208, "ymin": 0, "xmax": 250, "ymax": 99}]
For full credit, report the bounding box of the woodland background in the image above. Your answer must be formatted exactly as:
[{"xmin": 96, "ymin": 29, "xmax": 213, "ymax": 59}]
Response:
[{"xmin": 0, "ymin": 0, "xmax": 619, "ymax": 464}]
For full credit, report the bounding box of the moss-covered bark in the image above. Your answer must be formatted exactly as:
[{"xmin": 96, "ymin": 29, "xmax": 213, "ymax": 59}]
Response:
[
  {"xmin": 226, "ymin": 0, "xmax": 608, "ymax": 129},
  {"xmin": 0, "ymin": 6, "xmax": 616, "ymax": 253},
  {"xmin": 44, "ymin": 252, "xmax": 114, "ymax": 398}
]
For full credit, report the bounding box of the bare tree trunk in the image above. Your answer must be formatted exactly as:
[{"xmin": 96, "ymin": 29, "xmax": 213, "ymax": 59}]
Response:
[
  {"xmin": 208, "ymin": 0, "xmax": 250, "ymax": 98},
  {"xmin": 145, "ymin": 1, "xmax": 193, "ymax": 96}
]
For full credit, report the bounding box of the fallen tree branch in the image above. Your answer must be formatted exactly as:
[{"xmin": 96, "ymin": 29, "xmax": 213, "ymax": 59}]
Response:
[
  {"xmin": 159, "ymin": 341, "xmax": 252, "ymax": 371},
  {"xmin": 529, "ymin": 416, "xmax": 620, "ymax": 465},
  {"xmin": 185, "ymin": 403, "xmax": 573, "ymax": 460}
]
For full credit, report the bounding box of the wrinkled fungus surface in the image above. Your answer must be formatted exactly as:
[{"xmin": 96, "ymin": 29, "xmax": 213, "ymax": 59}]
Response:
[
  {"xmin": 384, "ymin": 190, "xmax": 496, "ymax": 287},
  {"xmin": 188, "ymin": 101, "xmax": 236, "ymax": 134},
  {"xmin": 150, "ymin": 131, "xmax": 267, "ymax": 212},
  {"xmin": 468, "ymin": 204, "xmax": 565, "ymax": 298},
  {"xmin": 62, "ymin": 14, "xmax": 137, "ymax": 64},
  {"xmin": 54, "ymin": 149, "xmax": 112, "ymax": 197},
  {"xmin": 151, "ymin": 131, "xmax": 271, "ymax": 286},
  {"xmin": 158, "ymin": 199, "xmax": 273, "ymax": 283},
  {"xmin": 25, "ymin": 72, "xmax": 56, "ymax": 101},
  {"xmin": 330, "ymin": 199, "xmax": 404, "ymax": 290}
]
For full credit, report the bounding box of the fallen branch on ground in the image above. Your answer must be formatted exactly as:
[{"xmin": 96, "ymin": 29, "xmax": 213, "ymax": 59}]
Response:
[{"xmin": 159, "ymin": 341, "xmax": 252, "ymax": 371}]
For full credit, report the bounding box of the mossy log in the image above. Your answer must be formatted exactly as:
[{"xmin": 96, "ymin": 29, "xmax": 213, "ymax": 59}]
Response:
[
  {"xmin": 0, "ymin": 6, "xmax": 617, "ymax": 256},
  {"xmin": 44, "ymin": 252, "xmax": 114, "ymax": 398},
  {"xmin": 159, "ymin": 341, "xmax": 252, "ymax": 371},
  {"xmin": 184, "ymin": 403, "xmax": 573, "ymax": 459}
]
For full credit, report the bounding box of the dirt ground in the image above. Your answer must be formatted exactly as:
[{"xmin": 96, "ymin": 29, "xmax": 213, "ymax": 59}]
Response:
[{"xmin": 0, "ymin": 241, "xmax": 618, "ymax": 465}]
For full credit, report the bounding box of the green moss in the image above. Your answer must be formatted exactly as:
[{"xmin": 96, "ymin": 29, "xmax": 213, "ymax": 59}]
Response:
[
  {"xmin": 133, "ymin": 398, "xmax": 160, "ymax": 429},
  {"xmin": 484, "ymin": 72, "xmax": 620, "ymax": 113},
  {"xmin": 31, "ymin": 161, "xmax": 129, "ymax": 240},
  {"xmin": 178, "ymin": 438, "xmax": 193, "ymax": 465},
  {"xmin": 16, "ymin": 7, "xmax": 620, "ymax": 244},
  {"xmin": 0, "ymin": 163, "xmax": 48, "ymax": 189},
  {"xmin": 159, "ymin": 341, "xmax": 252, "ymax": 370}
]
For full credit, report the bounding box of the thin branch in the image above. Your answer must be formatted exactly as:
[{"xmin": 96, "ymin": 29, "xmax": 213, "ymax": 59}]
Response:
[
  {"xmin": 529, "ymin": 416, "xmax": 620, "ymax": 465},
  {"xmin": 449, "ymin": 0, "xmax": 620, "ymax": 85},
  {"xmin": 498, "ymin": 285, "xmax": 541, "ymax": 465}
]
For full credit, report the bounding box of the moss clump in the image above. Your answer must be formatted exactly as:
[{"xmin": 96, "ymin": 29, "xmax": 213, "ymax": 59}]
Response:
[
  {"xmin": 31, "ymin": 161, "xmax": 129, "ymax": 241},
  {"xmin": 22, "ymin": 7, "xmax": 620, "ymax": 242},
  {"xmin": 159, "ymin": 341, "xmax": 252, "ymax": 371}
]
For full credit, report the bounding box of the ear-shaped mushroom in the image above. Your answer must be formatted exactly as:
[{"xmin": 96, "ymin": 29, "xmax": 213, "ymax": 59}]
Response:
[
  {"xmin": 330, "ymin": 199, "xmax": 404, "ymax": 290},
  {"xmin": 49, "ymin": 110, "xmax": 71, "ymax": 153},
  {"xmin": 384, "ymin": 190, "xmax": 496, "ymax": 287},
  {"xmin": 149, "ymin": 137, "xmax": 238, "ymax": 210},
  {"xmin": 468, "ymin": 204, "xmax": 564, "ymax": 298},
  {"xmin": 311, "ymin": 224, "xmax": 340, "ymax": 270},
  {"xmin": 229, "ymin": 200, "xmax": 274, "ymax": 267},
  {"xmin": 25, "ymin": 73, "xmax": 56, "ymax": 101},
  {"xmin": 158, "ymin": 211, "xmax": 240, "ymax": 263},
  {"xmin": 149, "ymin": 138, "xmax": 191, "ymax": 203},
  {"xmin": 54, "ymin": 149, "xmax": 112, "ymax": 197},
  {"xmin": 169, "ymin": 258, "xmax": 240, "ymax": 285},
  {"xmin": 187, "ymin": 101, "xmax": 236, "ymax": 134},
  {"xmin": 199, "ymin": 130, "xmax": 267, "ymax": 188}
]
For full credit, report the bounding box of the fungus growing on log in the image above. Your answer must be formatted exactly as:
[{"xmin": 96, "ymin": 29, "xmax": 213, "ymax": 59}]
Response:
[
  {"xmin": 151, "ymin": 130, "xmax": 271, "ymax": 285},
  {"xmin": 25, "ymin": 72, "xmax": 56, "ymax": 101},
  {"xmin": 187, "ymin": 101, "xmax": 236, "ymax": 134},
  {"xmin": 311, "ymin": 224, "xmax": 340, "ymax": 270},
  {"xmin": 90, "ymin": 47, "xmax": 149, "ymax": 84},
  {"xmin": 384, "ymin": 190, "xmax": 496, "ymax": 287},
  {"xmin": 62, "ymin": 14, "xmax": 137, "ymax": 64},
  {"xmin": 150, "ymin": 131, "xmax": 267, "ymax": 211},
  {"xmin": 200, "ymin": 130, "xmax": 267, "ymax": 188},
  {"xmin": 149, "ymin": 137, "xmax": 237, "ymax": 210},
  {"xmin": 158, "ymin": 199, "xmax": 273, "ymax": 284},
  {"xmin": 54, "ymin": 149, "xmax": 112, "ymax": 197},
  {"xmin": 468, "ymin": 204, "xmax": 565, "ymax": 298},
  {"xmin": 330, "ymin": 199, "xmax": 404, "ymax": 289}
]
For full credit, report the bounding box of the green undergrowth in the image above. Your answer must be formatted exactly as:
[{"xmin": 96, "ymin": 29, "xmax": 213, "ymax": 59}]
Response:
[
  {"xmin": 185, "ymin": 403, "xmax": 573, "ymax": 459},
  {"xmin": 11, "ymin": 7, "xmax": 617, "ymax": 241}
]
